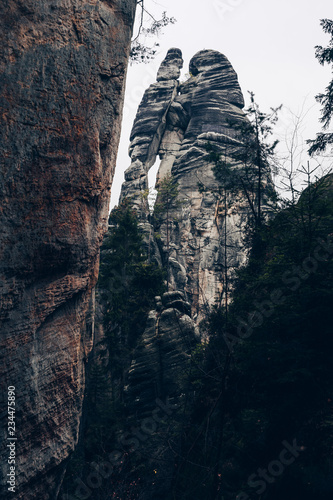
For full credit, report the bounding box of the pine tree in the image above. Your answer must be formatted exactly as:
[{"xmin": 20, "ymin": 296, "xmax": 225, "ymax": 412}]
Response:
[
  {"xmin": 210, "ymin": 93, "xmax": 280, "ymax": 233},
  {"xmin": 308, "ymin": 19, "xmax": 333, "ymax": 154},
  {"xmin": 98, "ymin": 198, "xmax": 165, "ymax": 396}
]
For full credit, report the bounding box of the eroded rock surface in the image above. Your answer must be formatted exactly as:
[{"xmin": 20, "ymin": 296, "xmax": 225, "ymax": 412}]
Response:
[
  {"xmin": 122, "ymin": 292, "xmax": 198, "ymax": 498},
  {"xmin": 125, "ymin": 291, "xmax": 197, "ymax": 419},
  {"xmin": 121, "ymin": 49, "xmax": 254, "ymax": 319},
  {"xmin": 0, "ymin": 1, "xmax": 136, "ymax": 498},
  {"xmin": 162, "ymin": 50, "xmax": 248, "ymax": 319},
  {"xmin": 120, "ymin": 48, "xmax": 183, "ymax": 215}
]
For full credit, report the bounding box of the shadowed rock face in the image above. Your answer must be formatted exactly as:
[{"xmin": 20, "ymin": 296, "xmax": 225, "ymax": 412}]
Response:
[
  {"xmin": 123, "ymin": 292, "xmax": 198, "ymax": 499},
  {"xmin": 121, "ymin": 48, "xmax": 251, "ymax": 319},
  {"xmin": 125, "ymin": 291, "xmax": 197, "ymax": 420},
  {"xmin": 0, "ymin": 1, "xmax": 136, "ymax": 498}
]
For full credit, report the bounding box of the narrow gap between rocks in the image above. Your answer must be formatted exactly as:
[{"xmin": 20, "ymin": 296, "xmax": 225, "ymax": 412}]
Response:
[{"xmin": 147, "ymin": 158, "xmax": 160, "ymax": 212}]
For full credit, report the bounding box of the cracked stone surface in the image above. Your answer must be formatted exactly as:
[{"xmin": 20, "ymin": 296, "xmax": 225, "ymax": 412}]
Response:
[
  {"xmin": 120, "ymin": 48, "xmax": 257, "ymax": 319},
  {"xmin": 125, "ymin": 291, "xmax": 198, "ymax": 420},
  {"xmin": 0, "ymin": 1, "xmax": 136, "ymax": 498},
  {"xmin": 122, "ymin": 292, "xmax": 198, "ymax": 498}
]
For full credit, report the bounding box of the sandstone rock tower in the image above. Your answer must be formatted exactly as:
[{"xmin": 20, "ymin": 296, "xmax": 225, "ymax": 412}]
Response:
[
  {"xmin": 0, "ymin": 1, "xmax": 136, "ymax": 498},
  {"xmin": 121, "ymin": 48, "xmax": 252, "ymax": 319}
]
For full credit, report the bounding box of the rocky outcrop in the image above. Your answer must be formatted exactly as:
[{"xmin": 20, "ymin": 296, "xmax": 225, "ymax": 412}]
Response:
[
  {"xmin": 122, "ymin": 291, "xmax": 198, "ymax": 499},
  {"xmin": 0, "ymin": 1, "xmax": 136, "ymax": 498},
  {"xmin": 121, "ymin": 48, "xmax": 256, "ymax": 319},
  {"xmin": 160, "ymin": 50, "xmax": 249, "ymax": 319},
  {"xmin": 125, "ymin": 291, "xmax": 197, "ymax": 419},
  {"xmin": 120, "ymin": 48, "xmax": 183, "ymax": 215}
]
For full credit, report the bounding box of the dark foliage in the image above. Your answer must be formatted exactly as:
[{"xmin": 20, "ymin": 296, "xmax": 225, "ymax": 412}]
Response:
[
  {"xmin": 98, "ymin": 198, "xmax": 165, "ymax": 351},
  {"xmin": 308, "ymin": 19, "xmax": 333, "ymax": 154},
  {"xmin": 60, "ymin": 199, "xmax": 165, "ymax": 499},
  {"xmin": 169, "ymin": 174, "xmax": 333, "ymax": 499},
  {"xmin": 207, "ymin": 93, "xmax": 280, "ymax": 233}
]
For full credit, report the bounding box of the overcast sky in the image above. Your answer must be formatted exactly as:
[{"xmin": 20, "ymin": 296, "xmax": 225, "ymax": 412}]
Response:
[{"xmin": 111, "ymin": 0, "xmax": 333, "ymax": 207}]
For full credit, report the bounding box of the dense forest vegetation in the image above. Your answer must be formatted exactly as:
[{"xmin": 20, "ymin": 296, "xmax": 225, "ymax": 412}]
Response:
[
  {"xmin": 61, "ymin": 172, "xmax": 333, "ymax": 500},
  {"xmin": 172, "ymin": 173, "xmax": 333, "ymax": 499}
]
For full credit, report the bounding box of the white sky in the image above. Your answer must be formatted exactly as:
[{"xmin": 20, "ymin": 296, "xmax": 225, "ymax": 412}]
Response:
[{"xmin": 111, "ymin": 0, "xmax": 333, "ymax": 207}]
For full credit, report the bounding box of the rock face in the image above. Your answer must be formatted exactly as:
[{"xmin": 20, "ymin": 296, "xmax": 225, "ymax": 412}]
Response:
[
  {"xmin": 120, "ymin": 48, "xmax": 183, "ymax": 215},
  {"xmin": 121, "ymin": 49, "xmax": 254, "ymax": 319},
  {"xmin": 125, "ymin": 291, "xmax": 197, "ymax": 419},
  {"xmin": 0, "ymin": 1, "xmax": 136, "ymax": 498},
  {"xmin": 161, "ymin": 50, "xmax": 249, "ymax": 319},
  {"xmin": 123, "ymin": 291, "xmax": 198, "ymax": 499}
]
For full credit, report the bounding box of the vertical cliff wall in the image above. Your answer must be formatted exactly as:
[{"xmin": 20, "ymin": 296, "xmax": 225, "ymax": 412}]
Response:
[
  {"xmin": 121, "ymin": 49, "xmax": 255, "ymax": 319},
  {"xmin": 0, "ymin": 1, "xmax": 136, "ymax": 498}
]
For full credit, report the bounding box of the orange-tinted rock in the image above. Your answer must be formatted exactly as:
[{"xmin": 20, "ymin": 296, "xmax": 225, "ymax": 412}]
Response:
[{"xmin": 0, "ymin": 1, "xmax": 136, "ymax": 498}]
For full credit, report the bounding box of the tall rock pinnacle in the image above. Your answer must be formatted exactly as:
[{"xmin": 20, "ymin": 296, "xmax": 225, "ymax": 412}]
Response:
[
  {"xmin": 121, "ymin": 49, "xmax": 258, "ymax": 319},
  {"xmin": 120, "ymin": 48, "xmax": 184, "ymax": 215}
]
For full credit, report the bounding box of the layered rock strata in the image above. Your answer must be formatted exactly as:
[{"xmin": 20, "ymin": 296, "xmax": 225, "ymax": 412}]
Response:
[
  {"xmin": 0, "ymin": 1, "xmax": 136, "ymax": 498},
  {"xmin": 121, "ymin": 49, "xmax": 253, "ymax": 319},
  {"xmin": 120, "ymin": 48, "xmax": 183, "ymax": 216}
]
